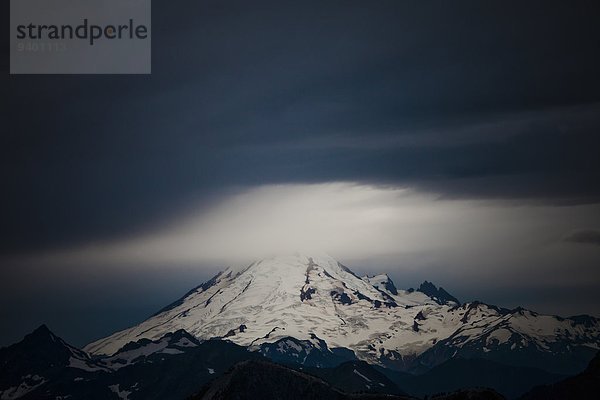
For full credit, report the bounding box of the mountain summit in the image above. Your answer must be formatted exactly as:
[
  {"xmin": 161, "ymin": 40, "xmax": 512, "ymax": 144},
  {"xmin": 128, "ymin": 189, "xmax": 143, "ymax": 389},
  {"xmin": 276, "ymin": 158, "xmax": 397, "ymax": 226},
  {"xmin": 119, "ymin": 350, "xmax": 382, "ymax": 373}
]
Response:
[
  {"xmin": 85, "ymin": 254, "xmax": 600, "ymax": 374},
  {"xmin": 417, "ymin": 281, "xmax": 460, "ymax": 305}
]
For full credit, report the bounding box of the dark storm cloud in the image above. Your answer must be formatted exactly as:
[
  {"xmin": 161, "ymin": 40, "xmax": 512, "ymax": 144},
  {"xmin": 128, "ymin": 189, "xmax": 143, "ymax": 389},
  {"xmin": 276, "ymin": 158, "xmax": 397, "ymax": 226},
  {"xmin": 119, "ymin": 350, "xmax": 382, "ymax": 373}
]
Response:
[
  {"xmin": 2, "ymin": 0, "xmax": 600, "ymax": 254},
  {"xmin": 564, "ymin": 230, "xmax": 600, "ymax": 246}
]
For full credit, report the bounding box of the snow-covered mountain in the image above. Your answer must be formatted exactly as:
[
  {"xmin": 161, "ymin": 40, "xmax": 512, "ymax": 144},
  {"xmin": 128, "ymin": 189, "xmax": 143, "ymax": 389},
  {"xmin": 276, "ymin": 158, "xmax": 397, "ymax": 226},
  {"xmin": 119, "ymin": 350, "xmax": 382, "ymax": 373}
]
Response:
[
  {"xmin": 85, "ymin": 254, "xmax": 600, "ymax": 374},
  {"xmin": 2, "ymin": 324, "xmax": 591, "ymax": 400}
]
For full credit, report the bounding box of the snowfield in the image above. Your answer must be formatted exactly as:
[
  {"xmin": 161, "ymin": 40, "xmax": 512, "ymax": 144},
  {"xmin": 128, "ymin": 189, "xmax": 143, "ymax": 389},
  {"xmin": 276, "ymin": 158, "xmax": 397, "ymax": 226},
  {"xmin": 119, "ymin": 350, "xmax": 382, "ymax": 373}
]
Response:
[{"xmin": 84, "ymin": 254, "xmax": 600, "ymax": 370}]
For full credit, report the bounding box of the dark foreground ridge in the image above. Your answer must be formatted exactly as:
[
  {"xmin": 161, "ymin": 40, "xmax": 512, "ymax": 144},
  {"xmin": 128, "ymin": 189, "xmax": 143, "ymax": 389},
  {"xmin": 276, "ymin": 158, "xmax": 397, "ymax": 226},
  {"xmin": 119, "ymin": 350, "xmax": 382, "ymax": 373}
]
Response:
[
  {"xmin": 520, "ymin": 351, "xmax": 600, "ymax": 400},
  {"xmin": 191, "ymin": 359, "xmax": 405, "ymax": 400},
  {"xmin": 191, "ymin": 359, "xmax": 504, "ymax": 400}
]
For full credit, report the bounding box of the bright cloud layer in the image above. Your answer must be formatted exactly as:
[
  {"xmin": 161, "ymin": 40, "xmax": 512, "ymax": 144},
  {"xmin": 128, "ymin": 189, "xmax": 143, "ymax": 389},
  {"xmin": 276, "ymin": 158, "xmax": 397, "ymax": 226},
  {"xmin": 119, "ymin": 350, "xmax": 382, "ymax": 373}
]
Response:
[{"xmin": 9, "ymin": 183, "xmax": 600, "ymax": 290}]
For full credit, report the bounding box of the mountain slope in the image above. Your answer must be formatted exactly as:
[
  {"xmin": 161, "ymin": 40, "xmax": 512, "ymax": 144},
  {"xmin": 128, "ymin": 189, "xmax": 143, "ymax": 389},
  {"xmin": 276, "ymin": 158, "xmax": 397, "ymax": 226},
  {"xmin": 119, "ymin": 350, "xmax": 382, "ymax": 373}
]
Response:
[
  {"xmin": 411, "ymin": 304, "xmax": 599, "ymax": 374},
  {"xmin": 84, "ymin": 254, "xmax": 600, "ymax": 374},
  {"xmin": 305, "ymin": 360, "xmax": 406, "ymax": 395},
  {"xmin": 257, "ymin": 335, "xmax": 358, "ymax": 367}
]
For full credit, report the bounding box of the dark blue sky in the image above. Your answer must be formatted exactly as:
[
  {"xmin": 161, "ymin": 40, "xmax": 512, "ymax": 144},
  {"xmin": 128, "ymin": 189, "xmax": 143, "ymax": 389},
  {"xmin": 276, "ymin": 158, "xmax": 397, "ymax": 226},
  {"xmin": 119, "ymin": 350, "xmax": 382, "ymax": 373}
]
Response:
[{"xmin": 2, "ymin": 0, "xmax": 600, "ymax": 347}]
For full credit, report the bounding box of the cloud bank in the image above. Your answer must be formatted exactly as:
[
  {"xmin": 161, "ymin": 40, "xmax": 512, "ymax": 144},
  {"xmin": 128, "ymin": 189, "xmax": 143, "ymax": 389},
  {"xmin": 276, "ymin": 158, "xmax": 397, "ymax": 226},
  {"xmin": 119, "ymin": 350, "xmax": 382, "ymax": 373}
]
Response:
[{"xmin": 7, "ymin": 183, "xmax": 600, "ymax": 288}]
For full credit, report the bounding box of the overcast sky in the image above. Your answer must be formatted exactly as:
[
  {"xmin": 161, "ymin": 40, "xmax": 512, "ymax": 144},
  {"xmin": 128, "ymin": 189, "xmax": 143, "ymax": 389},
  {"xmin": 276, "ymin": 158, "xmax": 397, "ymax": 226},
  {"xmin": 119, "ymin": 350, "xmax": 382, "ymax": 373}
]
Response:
[{"xmin": 2, "ymin": 0, "xmax": 600, "ymax": 347}]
